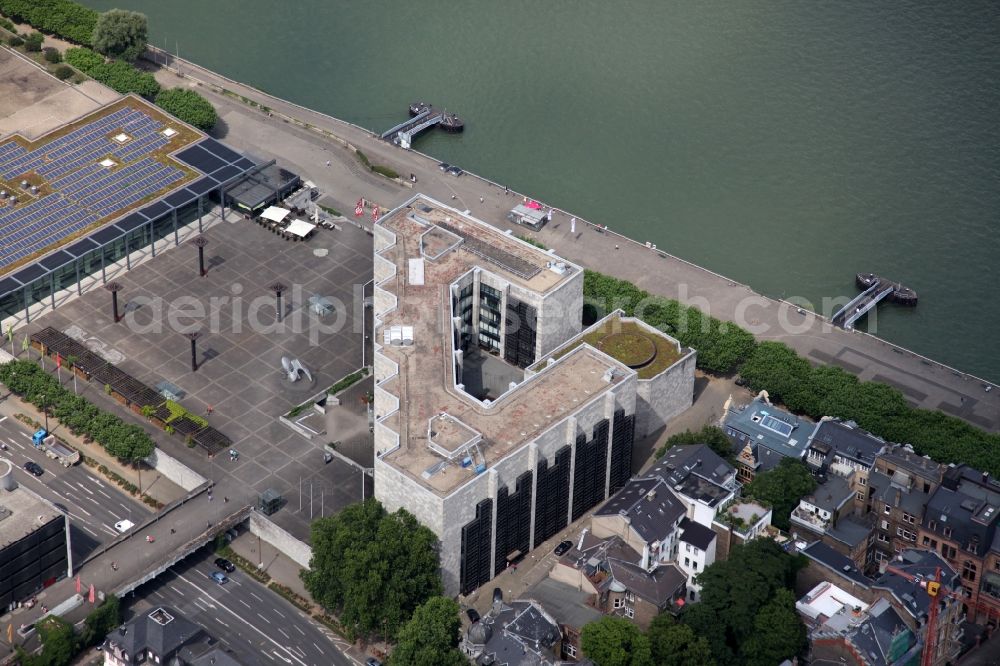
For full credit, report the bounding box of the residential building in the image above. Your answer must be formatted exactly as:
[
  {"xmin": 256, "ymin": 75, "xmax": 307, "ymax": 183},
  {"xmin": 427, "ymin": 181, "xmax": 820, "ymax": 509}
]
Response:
[
  {"xmin": 102, "ymin": 607, "xmax": 242, "ymax": 666},
  {"xmin": 372, "ymin": 196, "xmax": 695, "ymax": 595},
  {"xmin": 677, "ymin": 518, "xmax": 716, "ymax": 602},
  {"xmin": 523, "ymin": 577, "xmax": 604, "ymax": 662},
  {"xmin": 0, "ymin": 462, "xmax": 70, "ymax": 613},
  {"xmin": 462, "ymin": 596, "xmax": 562, "ymax": 665},
  {"xmin": 711, "ymin": 497, "xmax": 773, "ymax": 559},
  {"xmin": 797, "ymin": 582, "xmax": 919, "ymax": 666},
  {"xmin": 723, "ymin": 393, "xmax": 811, "ymax": 483},
  {"xmin": 645, "ymin": 444, "xmax": 737, "ymax": 527},
  {"xmin": 798, "ymin": 544, "xmax": 962, "ymax": 665},
  {"xmin": 867, "ymin": 469, "xmax": 930, "ymax": 568},
  {"xmin": 791, "ymin": 474, "xmax": 874, "ymax": 569},
  {"xmin": 917, "ymin": 464, "xmax": 1000, "ymax": 626},
  {"xmin": 550, "ymin": 533, "xmax": 686, "ymax": 629},
  {"xmin": 591, "ymin": 475, "xmax": 686, "ymax": 569},
  {"xmin": 805, "ymin": 419, "xmax": 883, "ymax": 481}
]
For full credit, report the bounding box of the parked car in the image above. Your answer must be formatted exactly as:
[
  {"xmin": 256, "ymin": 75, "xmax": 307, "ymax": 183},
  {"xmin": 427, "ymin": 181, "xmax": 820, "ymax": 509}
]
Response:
[
  {"xmin": 447, "ymin": 165, "xmax": 464, "ymax": 177},
  {"xmin": 466, "ymin": 608, "xmax": 481, "ymax": 624},
  {"xmin": 210, "ymin": 572, "xmax": 229, "ymax": 585},
  {"xmin": 23, "ymin": 461, "xmax": 44, "ymax": 476},
  {"xmin": 554, "ymin": 540, "xmax": 573, "ymax": 556},
  {"xmin": 438, "ymin": 162, "xmax": 450, "ymax": 171},
  {"xmin": 214, "ymin": 557, "xmax": 235, "ymax": 573},
  {"xmin": 365, "ymin": 658, "xmax": 383, "ymax": 666}
]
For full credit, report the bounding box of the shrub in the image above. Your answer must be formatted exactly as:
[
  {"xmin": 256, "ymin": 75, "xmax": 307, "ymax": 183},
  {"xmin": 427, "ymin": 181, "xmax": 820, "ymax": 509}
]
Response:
[
  {"xmin": 7, "ymin": 35, "xmax": 22, "ymax": 47},
  {"xmin": 64, "ymin": 46, "xmax": 104, "ymax": 72},
  {"xmin": 0, "ymin": 0, "xmax": 99, "ymax": 45},
  {"xmin": 0, "ymin": 17, "xmax": 14, "ymax": 32},
  {"xmin": 43, "ymin": 46, "xmax": 61, "ymax": 62},
  {"xmin": 355, "ymin": 149, "xmax": 371, "ymax": 169},
  {"xmin": 87, "ymin": 59, "xmax": 160, "ymax": 98},
  {"xmin": 22, "ymin": 31, "xmax": 43, "ymax": 51},
  {"xmin": 54, "ymin": 64, "xmax": 73, "ymax": 79},
  {"xmin": 154, "ymin": 87, "xmax": 217, "ymax": 131},
  {"xmin": 371, "ymin": 164, "xmax": 399, "ymax": 179}
]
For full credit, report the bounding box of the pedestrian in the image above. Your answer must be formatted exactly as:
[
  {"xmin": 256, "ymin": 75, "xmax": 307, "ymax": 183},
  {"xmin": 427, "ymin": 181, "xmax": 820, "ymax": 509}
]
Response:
[
  {"xmin": 224, "ymin": 496, "xmax": 229, "ymax": 503},
  {"xmin": 170, "ymin": 528, "xmax": 176, "ymax": 534},
  {"xmin": 111, "ymin": 561, "xmax": 118, "ymax": 571},
  {"xmin": 451, "ymin": 194, "xmax": 456, "ymax": 200},
  {"xmin": 570, "ymin": 217, "xmax": 576, "ymax": 234},
  {"xmin": 325, "ymin": 160, "xmax": 331, "ymax": 167},
  {"xmin": 479, "ymin": 196, "xmax": 484, "ymax": 204},
  {"xmin": 206, "ymin": 404, "xmax": 214, "ymax": 415}
]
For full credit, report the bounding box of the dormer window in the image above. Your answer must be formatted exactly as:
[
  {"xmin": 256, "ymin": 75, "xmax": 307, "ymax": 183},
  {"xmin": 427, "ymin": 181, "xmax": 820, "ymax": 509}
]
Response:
[{"xmin": 943, "ymin": 526, "xmax": 952, "ymax": 538}]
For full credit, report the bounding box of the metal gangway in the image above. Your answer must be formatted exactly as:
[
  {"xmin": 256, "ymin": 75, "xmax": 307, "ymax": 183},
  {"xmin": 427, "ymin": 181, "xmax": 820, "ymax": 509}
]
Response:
[
  {"xmin": 832, "ymin": 280, "xmax": 895, "ymax": 329},
  {"xmin": 379, "ymin": 109, "xmax": 443, "ymax": 149}
]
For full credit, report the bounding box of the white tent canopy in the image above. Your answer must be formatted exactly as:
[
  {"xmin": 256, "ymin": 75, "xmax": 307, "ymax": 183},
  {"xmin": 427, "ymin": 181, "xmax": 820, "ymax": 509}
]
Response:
[
  {"xmin": 285, "ymin": 219, "xmax": 317, "ymax": 238},
  {"xmin": 260, "ymin": 206, "xmax": 291, "ymax": 223}
]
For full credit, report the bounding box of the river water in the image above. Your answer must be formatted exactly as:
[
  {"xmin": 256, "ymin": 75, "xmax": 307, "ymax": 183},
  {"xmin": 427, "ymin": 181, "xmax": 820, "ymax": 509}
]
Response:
[{"xmin": 82, "ymin": 0, "xmax": 1000, "ymax": 382}]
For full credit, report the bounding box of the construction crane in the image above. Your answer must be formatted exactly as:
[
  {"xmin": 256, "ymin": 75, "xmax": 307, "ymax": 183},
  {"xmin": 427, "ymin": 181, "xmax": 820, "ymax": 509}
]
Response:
[{"xmin": 882, "ymin": 564, "xmax": 963, "ymax": 666}]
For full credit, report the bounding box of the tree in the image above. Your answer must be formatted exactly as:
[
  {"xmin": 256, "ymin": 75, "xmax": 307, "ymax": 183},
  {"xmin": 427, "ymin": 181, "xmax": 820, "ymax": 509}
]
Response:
[
  {"xmin": 656, "ymin": 425, "xmax": 733, "ymax": 460},
  {"xmin": 390, "ymin": 597, "xmax": 466, "ymax": 666},
  {"xmin": 54, "ymin": 64, "xmax": 74, "ymax": 80},
  {"xmin": 0, "ymin": 0, "xmax": 99, "ymax": 45},
  {"xmin": 92, "ymin": 9, "xmax": 147, "ymax": 61},
  {"xmin": 740, "ymin": 589, "xmax": 808, "ymax": 665},
  {"xmin": 580, "ymin": 617, "xmax": 653, "ymax": 666},
  {"xmin": 680, "ymin": 539, "xmax": 804, "ymax": 666},
  {"xmin": 33, "ymin": 615, "xmax": 77, "ymax": 666},
  {"xmin": 43, "ymin": 47, "xmax": 62, "ymax": 63},
  {"xmin": 23, "ymin": 31, "xmax": 44, "ymax": 52},
  {"xmin": 155, "ymin": 88, "xmax": 218, "ymax": 131},
  {"xmin": 742, "ymin": 457, "xmax": 816, "ymax": 531},
  {"xmin": 647, "ymin": 614, "xmax": 713, "ymax": 666},
  {"xmin": 301, "ymin": 499, "xmax": 443, "ymax": 641},
  {"xmin": 80, "ymin": 596, "xmax": 120, "ymax": 647}
]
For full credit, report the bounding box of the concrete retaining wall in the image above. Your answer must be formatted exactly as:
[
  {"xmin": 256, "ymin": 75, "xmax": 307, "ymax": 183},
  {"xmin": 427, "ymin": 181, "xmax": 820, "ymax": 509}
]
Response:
[
  {"xmin": 249, "ymin": 510, "xmax": 313, "ymax": 569},
  {"xmin": 143, "ymin": 447, "xmax": 207, "ymax": 492}
]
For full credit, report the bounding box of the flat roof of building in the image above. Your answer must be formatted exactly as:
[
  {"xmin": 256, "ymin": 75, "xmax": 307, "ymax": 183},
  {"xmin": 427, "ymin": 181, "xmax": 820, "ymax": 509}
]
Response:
[
  {"xmin": 0, "ymin": 475, "xmax": 63, "ymax": 550},
  {"xmin": 375, "ymin": 196, "xmax": 626, "ymax": 495}
]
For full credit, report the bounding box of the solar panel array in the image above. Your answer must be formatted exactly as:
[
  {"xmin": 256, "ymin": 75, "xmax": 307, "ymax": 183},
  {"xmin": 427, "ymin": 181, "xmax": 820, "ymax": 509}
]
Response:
[{"xmin": 0, "ymin": 106, "xmax": 188, "ymax": 272}]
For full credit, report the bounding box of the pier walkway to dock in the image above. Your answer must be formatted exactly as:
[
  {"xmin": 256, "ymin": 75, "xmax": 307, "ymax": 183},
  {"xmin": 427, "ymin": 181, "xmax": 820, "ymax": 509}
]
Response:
[
  {"xmin": 380, "ymin": 102, "xmax": 463, "ymax": 148},
  {"xmin": 832, "ymin": 273, "xmax": 917, "ymax": 329},
  {"xmin": 138, "ymin": 50, "xmax": 1000, "ymax": 434}
]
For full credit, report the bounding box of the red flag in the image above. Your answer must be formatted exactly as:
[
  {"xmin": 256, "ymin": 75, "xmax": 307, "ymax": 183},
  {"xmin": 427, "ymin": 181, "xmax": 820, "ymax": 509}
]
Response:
[
  {"xmin": 355, "ymin": 202, "xmax": 363, "ymax": 217},
  {"xmin": 372, "ymin": 206, "xmax": 380, "ymax": 223},
  {"xmin": 88, "ymin": 584, "xmax": 95, "ymax": 604},
  {"xmin": 56, "ymin": 353, "xmax": 61, "ymax": 369},
  {"xmin": 75, "ymin": 575, "xmax": 81, "ymax": 594}
]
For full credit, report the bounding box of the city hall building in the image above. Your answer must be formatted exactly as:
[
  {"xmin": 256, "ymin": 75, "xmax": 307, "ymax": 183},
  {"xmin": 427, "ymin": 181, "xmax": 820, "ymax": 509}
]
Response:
[
  {"xmin": 372, "ymin": 195, "xmax": 695, "ymax": 595},
  {"xmin": 0, "ymin": 95, "xmax": 296, "ymax": 332}
]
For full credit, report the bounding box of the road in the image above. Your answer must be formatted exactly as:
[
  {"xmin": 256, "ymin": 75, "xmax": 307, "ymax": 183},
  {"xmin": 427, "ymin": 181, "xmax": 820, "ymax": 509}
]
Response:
[
  {"xmin": 0, "ymin": 413, "xmax": 151, "ymax": 563},
  {"xmin": 124, "ymin": 549, "xmax": 355, "ymax": 666}
]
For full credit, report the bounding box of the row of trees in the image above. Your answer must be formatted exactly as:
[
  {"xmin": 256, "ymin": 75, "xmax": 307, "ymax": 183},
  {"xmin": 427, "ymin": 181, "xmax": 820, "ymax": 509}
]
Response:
[
  {"xmin": 0, "ymin": 359, "xmax": 154, "ymax": 462},
  {"xmin": 0, "ymin": 0, "xmax": 97, "ymax": 45},
  {"xmin": 584, "ymin": 268, "xmax": 1000, "ymax": 476},
  {"xmin": 18, "ymin": 597, "xmax": 120, "ymax": 666},
  {"xmin": 580, "ymin": 541, "xmax": 808, "ymax": 666},
  {"xmin": 583, "ymin": 270, "xmax": 757, "ymax": 374},
  {"xmin": 301, "ymin": 499, "xmax": 445, "ymax": 643},
  {"xmin": 740, "ymin": 341, "xmax": 1000, "ymax": 475}
]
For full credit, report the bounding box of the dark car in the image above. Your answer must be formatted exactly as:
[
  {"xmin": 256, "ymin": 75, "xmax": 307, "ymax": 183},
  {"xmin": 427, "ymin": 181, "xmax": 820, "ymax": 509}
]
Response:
[
  {"xmin": 447, "ymin": 165, "xmax": 464, "ymax": 177},
  {"xmin": 438, "ymin": 162, "xmax": 450, "ymax": 171},
  {"xmin": 365, "ymin": 659, "xmax": 383, "ymax": 666},
  {"xmin": 554, "ymin": 540, "xmax": 573, "ymax": 556},
  {"xmin": 466, "ymin": 608, "xmax": 481, "ymax": 624},
  {"xmin": 214, "ymin": 557, "xmax": 236, "ymax": 573},
  {"xmin": 24, "ymin": 461, "xmax": 44, "ymax": 477}
]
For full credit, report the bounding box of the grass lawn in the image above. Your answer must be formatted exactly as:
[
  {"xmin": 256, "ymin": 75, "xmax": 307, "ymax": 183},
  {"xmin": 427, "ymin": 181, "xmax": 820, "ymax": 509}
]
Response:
[{"xmin": 549, "ymin": 316, "xmax": 682, "ymax": 379}]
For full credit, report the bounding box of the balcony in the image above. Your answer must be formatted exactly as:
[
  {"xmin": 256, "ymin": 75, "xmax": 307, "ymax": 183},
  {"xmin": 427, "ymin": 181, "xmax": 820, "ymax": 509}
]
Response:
[{"xmin": 791, "ymin": 507, "xmax": 831, "ymax": 533}]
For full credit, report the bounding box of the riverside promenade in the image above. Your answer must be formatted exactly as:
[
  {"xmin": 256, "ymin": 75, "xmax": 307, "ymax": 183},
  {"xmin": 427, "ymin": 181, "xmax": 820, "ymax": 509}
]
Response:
[{"xmin": 141, "ymin": 49, "xmax": 995, "ymax": 433}]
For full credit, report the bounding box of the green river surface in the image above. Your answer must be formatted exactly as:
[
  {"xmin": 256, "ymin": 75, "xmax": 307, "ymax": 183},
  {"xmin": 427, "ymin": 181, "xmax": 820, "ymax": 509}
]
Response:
[{"xmin": 82, "ymin": 0, "xmax": 1000, "ymax": 382}]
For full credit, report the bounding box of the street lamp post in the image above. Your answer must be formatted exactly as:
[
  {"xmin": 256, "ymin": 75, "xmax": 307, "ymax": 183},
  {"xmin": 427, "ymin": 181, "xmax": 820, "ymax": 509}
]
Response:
[
  {"xmin": 269, "ymin": 282, "xmax": 287, "ymax": 323},
  {"xmin": 41, "ymin": 394, "xmax": 48, "ymax": 433},
  {"xmin": 184, "ymin": 332, "xmax": 201, "ymax": 372},
  {"xmin": 191, "ymin": 236, "xmax": 209, "ymax": 277},
  {"xmin": 105, "ymin": 282, "xmax": 123, "ymax": 323}
]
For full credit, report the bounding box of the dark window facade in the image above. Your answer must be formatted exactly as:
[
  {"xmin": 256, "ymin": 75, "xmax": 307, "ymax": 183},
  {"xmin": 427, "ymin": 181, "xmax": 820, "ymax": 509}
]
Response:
[
  {"xmin": 609, "ymin": 409, "xmax": 635, "ymax": 494},
  {"xmin": 478, "ymin": 284, "xmax": 502, "ymax": 351},
  {"xmin": 494, "ymin": 471, "xmax": 533, "ymax": 575},
  {"xmin": 503, "ymin": 297, "xmax": 537, "ymax": 368},
  {"xmin": 572, "ymin": 419, "xmax": 610, "ymax": 521},
  {"xmin": 460, "ymin": 498, "xmax": 494, "ymax": 595},
  {"xmin": 534, "ymin": 446, "xmax": 571, "ymax": 545},
  {"xmin": 0, "ymin": 516, "xmax": 66, "ymax": 612}
]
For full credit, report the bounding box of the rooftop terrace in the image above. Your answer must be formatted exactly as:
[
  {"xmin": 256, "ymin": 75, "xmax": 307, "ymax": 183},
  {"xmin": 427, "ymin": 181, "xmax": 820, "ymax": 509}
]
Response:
[
  {"xmin": 375, "ymin": 197, "xmax": 627, "ymax": 495},
  {"xmin": 0, "ymin": 96, "xmax": 204, "ymax": 277},
  {"xmin": 0, "ymin": 472, "xmax": 62, "ymax": 550}
]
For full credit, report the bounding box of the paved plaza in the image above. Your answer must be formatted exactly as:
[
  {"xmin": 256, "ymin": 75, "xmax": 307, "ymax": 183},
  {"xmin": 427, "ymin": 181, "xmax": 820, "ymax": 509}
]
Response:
[{"xmin": 28, "ymin": 212, "xmax": 374, "ymax": 539}]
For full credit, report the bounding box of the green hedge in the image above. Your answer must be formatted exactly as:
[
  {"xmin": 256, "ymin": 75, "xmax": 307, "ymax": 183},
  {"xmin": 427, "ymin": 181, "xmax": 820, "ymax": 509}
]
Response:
[
  {"xmin": 63, "ymin": 47, "xmax": 159, "ymax": 98},
  {"xmin": 583, "ymin": 268, "xmax": 1000, "ymax": 476},
  {"xmin": 64, "ymin": 45, "xmax": 103, "ymax": 71},
  {"xmin": 0, "ymin": 359, "xmax": 154, "ymax": 462},
  {"xmin": 583, "ymin": 269, "xmax": 757, "ymax": 374},
  {"xmin": 0, "ymin": 0, "xmax": 98, "ymax": 45},
  {"xmin": 739, "ymin": 341, "xmax": 1000, "ymax": 476},
  {"xmin": 155, "ymin": 87, "xmax": 217, "ymax": 131},
  {"xmin": 371, "ymin": 164, "xmax": 398, "ymax": 179}
]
